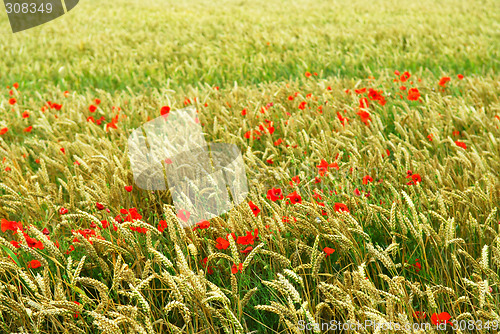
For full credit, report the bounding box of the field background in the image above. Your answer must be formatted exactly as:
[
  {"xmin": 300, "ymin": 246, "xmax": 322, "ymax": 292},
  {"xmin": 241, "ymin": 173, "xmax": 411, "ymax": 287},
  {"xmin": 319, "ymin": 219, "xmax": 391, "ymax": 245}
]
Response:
[{"xmin": 0, "ymin": 0, "xmax": 499, "ymax": 333}]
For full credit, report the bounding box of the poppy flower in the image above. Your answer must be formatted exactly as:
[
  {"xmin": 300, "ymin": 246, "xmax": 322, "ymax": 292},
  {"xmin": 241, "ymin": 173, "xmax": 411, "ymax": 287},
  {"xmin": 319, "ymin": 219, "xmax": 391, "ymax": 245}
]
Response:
[
  {"xmin": 359, "ymin": 97, "xmax": 369, "ymax": 109},
  {"xmin": 9, "ymin": 98, "xmax": 16, "ymax": 105},
  {"xmin": 438, "ymin": 77, "xmax": 451, "ymax": 87},
  {"xmin": 430, "ymin": 312, "xmax": 451, "ymax": 326},
  {"xmin": 106, "ymin": 114, "xmax": 119, "ymax": 131},
  {"xmin": 22, "ymin": 111, "xmax": 30, "ymax": 118},
  {"xmin": 289, "ymin": 175, "xmax": 300, "ymax": 186},
  {"xmin": 334, "ymin": 203, "xmax": 349, "ymax": 213},
  {"xmin": 10, "ymin": 240, "xmax": 20, "ymax": 248},
  {"xmin": 266, "ymin": 188, "xmax": 283, "ymax": 202},
  {"xmin": 298, "ymin": 101, "xmax": 307, "ymax": 110},
  {"xmin": 317, "ymin": 159, "xmax": 339, "ymax": 176},
  {"xmin": 413, "ymin": 311, "xmax": 427, "ymax": 320},
  {"xmin": 60, "ymin": 148, "xmax": 65, "ymax": 154},
  {"xmin": 274, "ymin": 138, "xmax": 283, "ymax": 146},
  {"xmin": 337, "ymin": 112, "xmax": 348, "ymax": 126},
  {"xmin": 13, "ymin": 83, "xmax": 19, "ymax": 89},
  {"xmin": 215, "ymin": 237, "xmax": 230, "ymax": 250},
  {"xmin": 241, "ymin": 108, "xmax": 247, "ymax": 116},
  {"xmin": 400, "ymin": 71, "xmax": 410, "ymax": 82},
  {"xmin": 240, "ymin": 246, "xmax": 253, "ymax": 254},
  {"xmin": 357, "ymin": 110, "xmax": 371, "ymax": 126},
  {"xmin": 455, "ymin": 141, "xmax": 467, "ymax": 150},
  {"xmin": 23, "ymin": 126, "xmax": 33, "ymax": 133},
  {"xmin": 96, "ymin": 202, "xmax": 105, "ymax": 210},
  {"xmin": 362, "ymin": 175, "xmax": 373, "ymax": 185},
  {"xmin": 305, "ymin": 71, "xmax": 312, "ymax": 77},
  {"xmin": 94, "ymin": 99, "xmax": 101, "ymax": 105},
  {"xmin": 427, "ymin": 134, "xmax": 433, "ymax": 141},
  {"xmin": 286, "ymin": 191, "xmax": 302, "ymax": 204},
  {"xmin": 457, "ymin": 74, "xmax": 464, "ymax": 80},
  {"xmin": 176, "ymin": 209, "xmax": 190, "ymax": 223},
  {"xmin": 89, "ymin": 105, "xmax": 97, "ymax": 113},
  {"xmin": 27, "ymin": 260, "xmax": 42, "ymax": 269},
  {"xmin": 193, "ymin": 220, "xmax": 210, "ymax": 231},
  {"xmin": 323, "ymin": 247, "xmax": 335, "ymax": 257},
  {"xmin": 248, "ymin": 201, "xmax": 261, "ymax": 216},
  {"xmin": 355, "ymin": 88, "xmax": 366, "ymax": 95},
  {"xmin": 1, "ymin": 219, "xmax": 23, "ymax": 232},
  {"xmin": 125, "ymin": 186, "xmax": 133, "ymax": 192},
  {"xmin": 231, "ymin": 263, "xmax": 243, "ymax": 274},
  {"xmin": 0, "ymin": 127, "xmax": 8, "ymax": 135},
  {"xmin": 407, "ymin": 88, "xmax": 421, "ymax": 101},
  {"xmin": 161, "ymin": 106, "xmax": 170, "ymax": 116},
  {"xmin": 157, "ymin": 220, "xmax": 168, "ymax": 232},
  {"xmin": 59, "ymin": 207, "xmax": 68, "ymax": 215},
  {"xmin": 412, "ymin": 258, "xmax": 422, "ymax": 272}
]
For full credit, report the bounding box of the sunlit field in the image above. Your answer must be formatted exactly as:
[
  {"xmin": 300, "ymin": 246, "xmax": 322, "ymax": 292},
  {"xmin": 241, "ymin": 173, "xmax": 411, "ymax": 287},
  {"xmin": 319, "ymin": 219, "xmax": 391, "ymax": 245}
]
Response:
[{"xmin": 0, "ymin": 0, "xmax": 499, "ymax": 333}]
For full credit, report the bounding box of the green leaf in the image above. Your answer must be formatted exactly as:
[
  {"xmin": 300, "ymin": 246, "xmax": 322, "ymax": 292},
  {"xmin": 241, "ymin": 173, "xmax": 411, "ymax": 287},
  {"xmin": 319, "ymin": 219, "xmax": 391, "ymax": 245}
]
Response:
[{"xmin": 1, "ymin": 245, "xmax": 20, "ymax": 266}]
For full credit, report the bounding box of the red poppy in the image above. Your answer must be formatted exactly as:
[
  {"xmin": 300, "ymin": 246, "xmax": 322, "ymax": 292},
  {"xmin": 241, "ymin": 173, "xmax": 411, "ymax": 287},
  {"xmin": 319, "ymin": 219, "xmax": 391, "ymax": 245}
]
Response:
[
  {"xmin": 289, "ymin": 175, "xmax": 300, "ymax": 186},
  {"xmin": 157, "ymin": 220, "xmax": 168, "ymax": 232},
  {"xmin": 298, "ymin": 101, "xmax": 307, "ymax": 110},
  {"xmin": 215, "ymin": 237, "xmax": 230, "ymax": 250},
  {"xmin": 407, "ymin": 88, "xmax": 421, "ymax": 101},
  {"xmin": 266, "ymin": 188, "xmax": 283, "ymax": 202},
  {"xmin": 457, "ymin": 74, "xmax": 464, "ymax": 80},
  {"xmin": 27, "ymin": 260, "xmax": 42, "ymax": 269},
  {"xmin": 359, "ymin": 97, "xmax": 369, "ymax": 109},
  {"xmin": 427, "ymin": 134, "xmax": 433, "ymax": 141},
  {"xmin": 161, "ymin": 106, "xmax": 170, "ymax": 116},
  {"xmin": 241, "ymin": 108, "xmax": 247, "ymax": 116},
  {"xmin": 59, "ymin": 207, "xmax": 68, "ymax": 215},
  {"xmin": 357, "ymin": 110, "xmax": 371, "ymax": 126},
  {"xmin": 355, "ymin": 88, "xmax": 366, "ymax": 95},
  {"xmin": 240, "ymin": 246, "xmax": 253, "ymax": 254},
  {"xmin": 0, "ymin": 127, "xmax": 8, "ymax": 135},
  {"xmin": 248, "ymin": 201, "xmax": 261, "ymax": 216},
  {"xmin": 305, "ymin": 71, "xmax": 312, "ymax": 77},
  {"xmin": 106, "ymin": 114, "xmax": 119, "ymax": 131},
  {"xmin": 60, "ymin": 148, "xmax": 65, "ymax": 154},
  {"xmin": 96, "ymin": 202, "xmax": 105, "ymax": 210},
  {"xmin": 13, "ymin": 83, "xmax": 19, "ymax": 89},
  {"xmin": 286, "ymin": 191, "xmax": 302, "ymax": 204},
  {"xmin": 323, "ymin": 247, "xmax": 335, "ymax": 257},
  {"xmin": 231, "ymin": 263, "xmax": 243, "ymax": 274},
  {"xmin": 413, "ymin": 311, "xmax": 427, "ymax": 320},
  {"xmin": 10, "ymin": 240, "xmax": 20, "ymax": 248},
  {"xmin": 23, "ymin": 233, "xmax": 44, "ymax": 249},
  {"xmin": 430, "ymin": 312, "xmax": 451, "ymax": 326},
  {"xmin": 438, "ymin": 77, "xmax": 451, "ymax": 87},
  {"xmin": 362, "ymin": 175, "xmax": 373, "ymax": 185},
  {"xmin": 337, "ymin": 111, "xmax": 348, "ymax": 126},
  {"xmin": 23, "ymin": 126, "xmax": 33, "ymax": 133},
  {"xmin": 316, "ymin": 159, "xmax": 339, "ymax": 176},
  {"xmin": 193, "ymin": 220, "xmax": 210, "ymax": 231},
  {"xmin": 22, "ymin": 111, "xmax": 30, "ymax": 118},
  {"xmin": 400, "ymin": 71, "xmax": 410, "ymax": 82},
  {"xmin": 89, "ymin": 105, "xmax": 97, "ymax": 113},
  {"xmin": 455, "ymin": 141, "xmax": 467, "ymax": 150},
  {"xmin": 334, "ymin": 203, "xmax": 349, "ymax": 213},
  {"xmin": 9, "ymin": 98, "xmax": 16, "ymax": 105},
  {"xmin": 124, "ymin": 186, "xmax": 133, "ymax": 192},
  {"xmin": 1, "ymin": 219, "xmax": 23, "ymax": 232},
  {"xmin": 94, "ymin": 98, "xmax": 101, "ymax": 105},
  {"xmin": 274, "ymin": 138, "xmax": 283, "ymax": 146}
]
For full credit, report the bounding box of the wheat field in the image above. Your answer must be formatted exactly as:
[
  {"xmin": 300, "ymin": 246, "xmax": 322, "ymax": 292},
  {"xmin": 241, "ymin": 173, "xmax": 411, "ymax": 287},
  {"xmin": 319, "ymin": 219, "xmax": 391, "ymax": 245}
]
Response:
[{"xmin": 0, "ymin": 0, "xmax": 499, "ymax": 333}]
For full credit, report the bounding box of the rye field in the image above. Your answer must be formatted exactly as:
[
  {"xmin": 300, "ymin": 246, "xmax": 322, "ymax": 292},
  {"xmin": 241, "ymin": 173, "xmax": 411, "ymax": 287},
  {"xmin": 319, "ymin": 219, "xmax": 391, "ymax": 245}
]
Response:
[{"xmin": 0, "ymin": 0, "xmax": 499, "ymax": 333}]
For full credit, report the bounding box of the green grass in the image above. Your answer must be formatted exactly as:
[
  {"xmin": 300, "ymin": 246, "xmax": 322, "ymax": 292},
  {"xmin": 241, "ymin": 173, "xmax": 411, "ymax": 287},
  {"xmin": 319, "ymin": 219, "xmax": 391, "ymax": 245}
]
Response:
[{"xmin": 1, "ymin": 0, "xmax": 499, "ymax": 92}]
